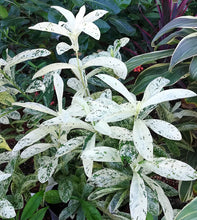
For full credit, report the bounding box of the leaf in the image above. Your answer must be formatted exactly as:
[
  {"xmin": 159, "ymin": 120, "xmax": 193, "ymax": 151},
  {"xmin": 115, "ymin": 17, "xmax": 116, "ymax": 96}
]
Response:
[
  {"xmin": 59, "ymin": 200, "xmax": 79, "ymax": 220},
  {"xmin": 114, "ymin": 0, "xmax": 131, "ymax": 9},
  {"xmin": 133, "ymin": 119, "xmax": 153, "ymax": 161},
  {"xmin": 143, "ymin": 175, "xmax": 174, "ymax": 220},
  {"xmin": 21, "ymin": 143, "xmax": 54, "ymax": 159},
  {"xmin": 29, "ymin": 207, "xmax": 48, "ymax": 220},
  {"xmin": 58, "ymin": 179, "xmax": 73, "ymax": 203},
  {"xmin": 56, "ymin": 136, "xmax": 85, "ymax": 158},
  {"xmin": 152, "ymin": 16, "xmax": 197, "ymax": 47},
  {"xmin": 82, "ymin": 146, "xmax": 121, "ymax": 162},
  {"xmin": 80, "ymin": 200, "xmax": 102, "ymax": 220},
  {"xmin": 178, "ymin": 181, "xmax": 194, "ymax": 202},
  {"xmin": 26, "ymin": 80, "xmax": 45, "ymax": 93},
  {"xmin": 169, "ymin": 32, "xmax": 197, "ymax": 70},
  {"xmin": 96, "ymin": 74, "xmax": 136, "ymax": 105},
  {"xmin": 94, "ymin": 19, "xmax": 110, "ymax": 34},
  {"xmin": 38, "ymin": 156, "xmax": 58, "ymax": 183},
  {"xmin": 88, "ymin": 168, "xmax": 130, "ymax": 187},
  {"xmin": 13, "ymin": 102, "xmax": 57, "ymax": 116},
  {"xmin": 142, "ymin": 157, "xmax": 197, "ymax": 181},
  {"xmin": 190, "ymin": 56, "xmax": 197, "ymax": 80},
  {"xmin": 67, "ymin": 77, "xmax": 83, "ymax": 91},
  {"xmin": 13, "ymin": 126, "xmax": 52, "ymax": 152},
  {"xmin": 145, "ymin": 119, "xmax": 182, "ymax": 140},
  {"xmin": 142, "ymin": 77, "xmax": 170, "ymax": 103},
  {"xmin": 29, "ymin": 22, "xmax": 70, "ymax": 37},
  {"xmin": 53, "ymin": 73, "xmax": 64, "ymax": 112},
  {"xmin": 0, "ymin": 171, "xmax": 11, "ymax": 182},
  {"xmin": 0, "ymin": 91, "xmax": 15, "ymax": 105},
  {"xmin": 0, "ymin": 6, "xmax": 8, "ymax": 19},
  {"xmin": 86, "ymin": 0, "xmax": 121, "ymax": 14},
  {"xmin": 109, "ymin": 126, "xmax": 133, "ymax": 141},
  {"xmin": 132, "ymin": 63, "xmax": 190, "ymax": 95},
  {"xmin": 130, "ymin": 172, "xmax": 147, "ymax": 220},
  {"xmin": 21, "ymin": 191, "xmax": 44, "ymax": 220},
  {"xmin": 84, "ymin": 57, "xmax": 128, "ymax": 79},
  {"xmin": 56, "ymin": 42, "xmax": 72, "ymax": 55},
  {"xmin": 142, "ymin": 89, "xmax": 197, "ymax": 109},
  {"xmin": 88, "ymin": 187, "xmax": 122, "ymax": 200},
  {"xmin": 0, "ymin": 199, "xmax": 16, "ymax": 219},
  {"xmin": 0, "ymin": 135, "xmax": 12, "ymax": 151},
  {"xmin": 109, "ymin": 17, "xmax": 136, "ymax": 36},
  {"xmin": 32, "ymin": 63, "xmax": 76, "ymax": 79},
  {"xmin": 175, "ymin": 197, "xmax": 197, "ymax": 220},
  {"xmin": 44, "ymin": 190, "xmax": 62, "ymax": 204}
]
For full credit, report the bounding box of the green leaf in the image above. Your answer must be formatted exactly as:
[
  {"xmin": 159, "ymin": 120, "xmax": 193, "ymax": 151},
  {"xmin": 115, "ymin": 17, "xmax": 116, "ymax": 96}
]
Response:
[
  {"xmin": 190, "ymin": 56, "xmax": 197, "ymax": 80},
  {"xmin": 132, "ymin": 63, "xmax": 189, "ymax": 95},
  {"xmin": 21, "ymin": 191, "xmax": 44, "ymax": 220},
  {"xmin": 114, "ymin": 0, "xmax": 131, "ymax": 9},
  {"xmin": 29, "ymin": 207, "xmax": 48, "ymax": 220},
  {"xmin": 94, "ymin": 19, "xmax": 110, "ymax": 34},
  {"xmin": 80, "ymin": 200, "xmax": 102, "ymax": 220},
  {"xmin": 44, "ymin": 190, "xmax": 62, "ymax": 204},
  {"xmin": 109, "ymin": 16, "xmax": 136, "ymax": 36},
  {"xmin": 126, "ymin": 49, "xmax": 174, "ymax": 73},
  {"xmin": 178, "ymin": 181, "xmax": 194, "ymax": 202},
  {"xmin": 58, "ymin": 179, "xmax": 73, "ymax": 203},
  {"xmin": 59, "ymin": 200, "xmax": 79, "ymax": 220},
  {"xmin": 175, "ymin": 197, "xmax": 197, "ymax": 220},
  {"xmin": 169, "ymin": 32, "xmax": 197, "ymax": 70},
  {"xmin": 86, "ymin": 0, "xmax": 121, "ymax": 14},
  {"xmin": 0, "ymin": 5, "xmax": 8, "ymax": 19},
  {"xmin": 152, "ymin": 16, "xmax": 197, "ymax": 47}
]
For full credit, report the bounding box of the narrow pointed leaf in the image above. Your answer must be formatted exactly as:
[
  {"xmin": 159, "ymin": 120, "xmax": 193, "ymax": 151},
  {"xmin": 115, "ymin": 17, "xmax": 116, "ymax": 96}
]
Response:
[
  {"xmin": 88, "ymin": 169, "xmax": 130, "ymax": 187},
  {"xmin": 82, "ymin": 146, "xmax": 121, "ymax": 162},
  {"xmin": 142, "ymin": 158, "xmax": 197, "ymax": 181},
  {"xmin": 53, "ymin": 73, "xmax": 64, "ymax": 112},
  {"xmin": 84, "ymin": 9, "xmax": 108, "ymax": 22},
  {"xmin": 29, "ymin": 22, "xmax": 70, "ymax": 37},
  {"xmin": 21, "ymin": 143, "xmax": 55, "ymax": 159},
  {"xmin": 83, "ymin": 158, "xmax": 94, "ymax": 178},
  {"xmin": 142, "ymin": 89, "xmax": 197, "ymax": 109},
  {"xmin": 13, "ymin": 102, "xmax": 57, "ymax": 116},
  {"xmin": 145, "ymin": 119, "xmax": 182, "ymax": 140},
  {"xmin": 190, "ymin": 56, "xmax": 197, "ymax": 80},
  {"xmin": 130, "ymin": 172, "xmax": 147, "ymax": 220},
  {"xmin": 96, "ymin": 74, "xmax": 136, "ymax": 104},
  {"xmin": 143, "ymin": 175, "xmax": 174, "ymax": 220},
  {"xmin": 133, "ymin": 119, "xmax": 153, "ymax": 161},
  {"xmin": 84, "ymin": 57, "xmax": 128, "ymax": 79},
  {"xmin": 32, "ymin": 63, "xmax": 76, "ymax": 79},
  {"xmin": 55, "ymin": 136, "xmax": 85, "ymax": 157},
  {"xmin": 88, "ymin": 187, "xmax": 122, "ymax": 200},
  {"xmin": 169, "ymin": 32, "xmax": 197, "ymax": 70}
]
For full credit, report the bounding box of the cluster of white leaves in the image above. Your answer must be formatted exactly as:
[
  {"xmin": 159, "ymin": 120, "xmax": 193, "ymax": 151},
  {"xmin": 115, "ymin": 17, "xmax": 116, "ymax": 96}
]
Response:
[
  {"xmin": 30, "ymin": 5, "xmax": 108, "ymax": 52},
  {"xmin": 0, "ymin": 109, "xmax": 21, "ymax": 124}
]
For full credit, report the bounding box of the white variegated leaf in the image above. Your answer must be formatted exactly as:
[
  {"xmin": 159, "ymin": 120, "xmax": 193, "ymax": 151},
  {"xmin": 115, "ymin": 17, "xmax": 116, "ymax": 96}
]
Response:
[
  {"xmin": 84, "ymin": 9, "xmax": 108, "ymax": 22},
  {"xmin": 142, "ymin": 89, "xmax": 197, "ymax": 109},
  {"xmin": 4, "ymin": 49, "xmax": 50, "ymax": 70},
  {"xmin": 96, "ymin": 74, "xmax": 136, "ymax": 105},
  {"xmin": 21, "ymin": 143, "xmax": 55, "ymax": 158},
  {"xmin": 94, "ymin": 120, "xmax": 112, "ymax": 136},
  {"xmin": 29, "ymin": 22, "xmax": 70, "ymax": 37},
  {"xmin": 82, "ymin": 146, "xmax": 121, "ymax": 162},
  {"xmin": 88, "ymin": 168, "xmax": 130, "ymax": 187},
  {"xmin": 13, "ymin": 126, "xmax": 51, "ymax": 152},
  {"xmin": 142, "ymin": 158, "xmax": 197, "ymax": 181},
  {"xmin": 130, "ymin": 172, "xmax": 147, "ymax": 220},
  {"xmin": 145, "ymin": 119, "xmax": 182, "ymax": 140},
  {"xmin": 0, "ymin": 151, "xmax": 12, "ymax": 164},
  {"xmin": 54, "ymin": 73, "xmax": 64, "ymax": 112},
  {"xmin": 85, "ymin": 57, "xmax": 127, "ymax": 79},
  {"xmin": 7, "ymin": 111, "xmax": 21, "ymax": 120},
  {"xmin": 32, "ymin": 63, "xmax": 76, "ymax": 79},
  {"xmin": 100, "ymin": 89, "xmax": 112, "ymax": 99},
  {"xmin": 109, "ymin": 126, "xmax": 133, "ymax": 141},
  {"xmin": 56, "ymin": 42, "xmax": 71, "ymax": 55},
  {"xmin": 82, "ymin": 22, "xmax": 101, "ymax": 40},
  {"xmin": 55, "ymin": 136, "xmax": 85, "ymax": 158},
  {"xmin": 0, "ymin": 199, "xmax": 16, "ymax": 218},
  {"xmin": 88, "ymin": 187, "xmax": 122, "ymax": 200},
  {"xmin": 13, "ymin": 102, "xmax": 57, "ymax": 116},
  {"xmin": 0, "ymin": 171, "xmax": 11, "ymax": 182},
  {"xmin": 26, "ymin": 80, "xmax": 45, "ymax": 93},
  {"xmin": 67, "ymin": 78, "xmax": 83, "ymax": 91},
  {"xmin": 143, "ymin": 175, "xmax": 174, "ymax": 220},
  {"xmin": 133, "ymin": 119, "xmax": 153, "ymax": 161},
  {"xmin": 69, "ymin": 58, "xmax": 82, "ymax": 79},
  {"xmin": 0, "ymin": 116, "xmax": 9, "ymax": 124},
  {"xmin": 38, "ymin": 156, "xmax": 58, "ymax": 183},
  {"xmin": 142, "ymin": 77, "xmax": 170, "ymax": 102},
  {"xmin": 0, "ymin": 58, "xmax": 7, "ymax": 66}
]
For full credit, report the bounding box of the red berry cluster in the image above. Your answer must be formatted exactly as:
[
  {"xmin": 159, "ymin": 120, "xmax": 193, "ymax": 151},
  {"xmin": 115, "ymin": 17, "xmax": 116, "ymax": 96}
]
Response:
[{"xmin": 133, "ymin": 65, "xmax": 143, "ymax": 73}]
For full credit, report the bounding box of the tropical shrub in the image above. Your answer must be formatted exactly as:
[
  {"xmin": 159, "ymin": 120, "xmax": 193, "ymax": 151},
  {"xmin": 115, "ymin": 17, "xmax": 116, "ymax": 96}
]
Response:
[{"xmin": 0, "ymin": 4, "xmax": 197, "ymax": 220}]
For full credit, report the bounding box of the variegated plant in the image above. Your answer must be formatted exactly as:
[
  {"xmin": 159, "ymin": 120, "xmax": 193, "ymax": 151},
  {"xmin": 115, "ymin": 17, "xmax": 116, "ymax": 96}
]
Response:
[{"xmin": 1, "ymin": 5, "xmax": 197, "ymax": 220}]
